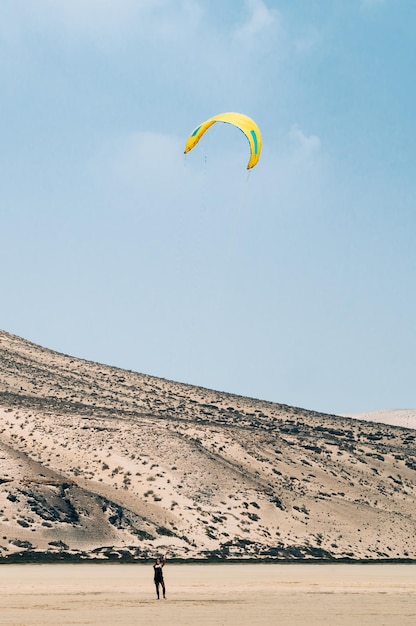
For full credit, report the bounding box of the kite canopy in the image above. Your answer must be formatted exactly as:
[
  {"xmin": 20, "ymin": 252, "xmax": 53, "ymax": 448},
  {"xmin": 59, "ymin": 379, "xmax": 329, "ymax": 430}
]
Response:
[{"xmin": 184, "ymin": 112, "xmax": 262, "ymax": 169}]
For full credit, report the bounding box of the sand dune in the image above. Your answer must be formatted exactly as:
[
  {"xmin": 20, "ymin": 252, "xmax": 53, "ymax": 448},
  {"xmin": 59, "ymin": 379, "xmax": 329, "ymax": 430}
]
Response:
[
  {"xmin": 346, "ymin": 409, "xmax": 416, "ymax": 430},
  {"xmin": 1, "ymin": 329, "xmax": 416, "ymax": 561}
]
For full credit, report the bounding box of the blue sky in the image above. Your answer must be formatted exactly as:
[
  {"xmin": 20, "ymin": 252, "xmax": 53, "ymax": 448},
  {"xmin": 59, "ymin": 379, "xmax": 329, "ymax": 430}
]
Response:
[{"xmin": 1, "ymin": 0, "xmax": 415, "ymax": 415}]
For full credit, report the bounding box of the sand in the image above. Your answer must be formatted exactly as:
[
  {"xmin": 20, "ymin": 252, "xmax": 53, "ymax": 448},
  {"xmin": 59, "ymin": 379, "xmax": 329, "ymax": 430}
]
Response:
[
  {"xmin": 0, "ymin": 563, "xmax": 415, "ymax": 625},
  {"xmin": 346, "ymin": 409, "xmax": 416, "ymax": 430},
  {"xmin": 2, "ymin": 330, "xmax": 416, "ymax": 562}
]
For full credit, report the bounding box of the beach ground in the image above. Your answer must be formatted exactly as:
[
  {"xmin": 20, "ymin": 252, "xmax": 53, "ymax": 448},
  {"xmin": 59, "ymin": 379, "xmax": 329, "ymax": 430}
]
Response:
[{"xmin": 0, "ymin": 563, "xmax": 415, "ymax": 625}]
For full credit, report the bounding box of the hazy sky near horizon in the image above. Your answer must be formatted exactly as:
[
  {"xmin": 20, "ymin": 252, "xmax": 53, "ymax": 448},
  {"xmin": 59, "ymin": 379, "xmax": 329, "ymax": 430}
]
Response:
[{"xmin": 1, "ymin": 0, "xmax": 415, "ymax": 415}]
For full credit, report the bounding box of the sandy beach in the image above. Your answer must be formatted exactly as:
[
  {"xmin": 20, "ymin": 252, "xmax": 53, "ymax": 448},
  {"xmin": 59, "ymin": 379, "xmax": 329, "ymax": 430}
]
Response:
[{"xmin": 0, "ymin": 563, "xmax": 415, "ymax": 625}]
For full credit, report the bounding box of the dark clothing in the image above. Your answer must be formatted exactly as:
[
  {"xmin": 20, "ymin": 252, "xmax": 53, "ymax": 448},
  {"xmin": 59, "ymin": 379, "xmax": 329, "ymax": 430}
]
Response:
[
  {"xmin": 153, "ymin": 558, "xmax": 166, "ymax": 599},
  {"xmin": 154, "ymin": 564, "xmax": 164, "ymax": 583}
]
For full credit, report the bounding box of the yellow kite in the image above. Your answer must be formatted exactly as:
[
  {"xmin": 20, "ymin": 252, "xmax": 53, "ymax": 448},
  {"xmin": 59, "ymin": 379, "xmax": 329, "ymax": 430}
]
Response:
[{"xmin": 184, "ymin": 112, "xmax": 262, "ymax": 169}]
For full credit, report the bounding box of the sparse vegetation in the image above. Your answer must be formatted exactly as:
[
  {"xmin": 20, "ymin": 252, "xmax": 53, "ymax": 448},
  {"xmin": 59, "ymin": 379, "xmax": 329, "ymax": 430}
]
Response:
[{"xmin": 0, "ymin": 329, "xmax": 415, "ymax": 562}]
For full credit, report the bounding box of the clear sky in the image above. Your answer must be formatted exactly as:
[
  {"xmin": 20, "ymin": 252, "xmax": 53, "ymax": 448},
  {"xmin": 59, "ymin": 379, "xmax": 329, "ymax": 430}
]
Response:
[{"xmin": 1, "ymin": 0, "xmax": 415, "ymax": 415}]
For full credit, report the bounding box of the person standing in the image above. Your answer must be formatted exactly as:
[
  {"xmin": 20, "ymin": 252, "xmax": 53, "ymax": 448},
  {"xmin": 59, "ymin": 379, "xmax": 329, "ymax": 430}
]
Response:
[{"xmin": 153, "ymin": 555, "xmax": 166, "ymax": 599}]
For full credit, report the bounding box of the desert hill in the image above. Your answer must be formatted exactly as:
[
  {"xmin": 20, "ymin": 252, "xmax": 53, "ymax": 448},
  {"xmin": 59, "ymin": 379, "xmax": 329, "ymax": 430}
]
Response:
[
  {"xmin": 0, "ymin": 329, "xmax": 415, "ymax": 561},
  {"xmin": 345, "ymin": 409, "xmax": 416, "ymax": 431}
]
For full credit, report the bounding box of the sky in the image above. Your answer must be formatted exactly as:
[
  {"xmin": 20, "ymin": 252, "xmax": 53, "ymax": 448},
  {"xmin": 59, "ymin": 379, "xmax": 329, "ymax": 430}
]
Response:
[{"xmin": 1, "ymin": 0, "xmax": 415, "ymax": 415}]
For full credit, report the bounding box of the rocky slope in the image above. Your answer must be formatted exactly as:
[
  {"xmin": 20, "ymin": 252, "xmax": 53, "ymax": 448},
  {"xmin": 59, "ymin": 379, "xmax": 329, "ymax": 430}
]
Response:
[{"xmin": 1, "ymin": 329, "xmax": 415, "ymax": 561}]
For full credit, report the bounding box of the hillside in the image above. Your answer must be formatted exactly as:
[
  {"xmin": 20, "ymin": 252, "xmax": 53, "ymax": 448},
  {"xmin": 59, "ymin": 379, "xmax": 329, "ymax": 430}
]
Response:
[
  {"xmin": 345, "ymin": 409, "xmax": 416, "ymax": 431},
  {"xmin": 0, "ymin": 329, "xmax": 415, "ymax": 561}
]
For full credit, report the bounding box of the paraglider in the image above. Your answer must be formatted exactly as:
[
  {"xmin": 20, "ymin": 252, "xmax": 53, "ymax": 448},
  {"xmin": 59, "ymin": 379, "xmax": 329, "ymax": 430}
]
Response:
[{"xmin": 184, "ymin": 112, "xmax": 262, "ymax": 169}]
